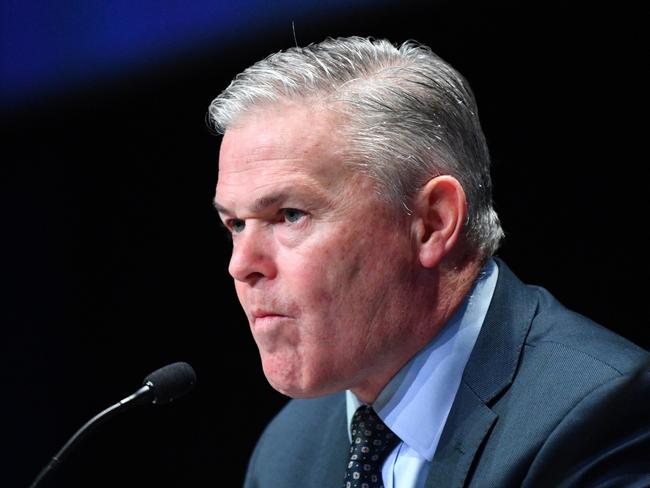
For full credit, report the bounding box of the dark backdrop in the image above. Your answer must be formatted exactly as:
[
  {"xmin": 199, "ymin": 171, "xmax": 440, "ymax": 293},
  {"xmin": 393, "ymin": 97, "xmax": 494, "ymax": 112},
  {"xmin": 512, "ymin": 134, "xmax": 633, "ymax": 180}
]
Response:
[{"xmin": 2, "ymin": 2, "xmax": 646, "ymax": 486}]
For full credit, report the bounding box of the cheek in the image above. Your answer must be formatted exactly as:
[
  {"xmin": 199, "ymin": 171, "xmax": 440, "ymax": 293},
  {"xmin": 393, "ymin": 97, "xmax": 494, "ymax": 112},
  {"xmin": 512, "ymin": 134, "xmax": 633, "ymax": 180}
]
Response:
[
  {"xmin": 292, "ymin": 238, "xmax": 378, "ymax": 321},
  {"xmin": 233, "ymin": 281, "xmax": 252, "ymax": 317},
  {"xmin": 289, "ymin": 263, "xmax": 337, "ymax": 319}
]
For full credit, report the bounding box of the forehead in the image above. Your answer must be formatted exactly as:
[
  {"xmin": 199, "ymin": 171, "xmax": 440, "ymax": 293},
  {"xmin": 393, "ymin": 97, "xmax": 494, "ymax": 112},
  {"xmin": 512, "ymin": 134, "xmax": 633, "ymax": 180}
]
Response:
[{"xmin": 216, "ymin": 102, "xmax": 352, "ymax": 203}]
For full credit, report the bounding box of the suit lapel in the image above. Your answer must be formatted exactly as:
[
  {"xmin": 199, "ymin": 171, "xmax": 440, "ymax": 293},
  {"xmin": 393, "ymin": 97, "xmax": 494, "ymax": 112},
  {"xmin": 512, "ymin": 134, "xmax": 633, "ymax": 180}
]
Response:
[
  {"xmin": 426, "ymin": 259, "xmax": 539, "ymax": 487},
  {"xmin": 427, "ymin": 383, "xmax": 497, "ymax": 488}
]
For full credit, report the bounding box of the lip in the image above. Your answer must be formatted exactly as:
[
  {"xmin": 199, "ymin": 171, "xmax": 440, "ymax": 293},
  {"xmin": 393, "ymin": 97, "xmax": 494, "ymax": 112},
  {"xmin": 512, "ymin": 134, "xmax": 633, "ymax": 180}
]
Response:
[
  {"xmin": 251, "ymin": 310, "xmax": 287, "ymax": 319},
  {"xmin": 251, "ymin": 312, "xmax": 292, "ymax": 333}
]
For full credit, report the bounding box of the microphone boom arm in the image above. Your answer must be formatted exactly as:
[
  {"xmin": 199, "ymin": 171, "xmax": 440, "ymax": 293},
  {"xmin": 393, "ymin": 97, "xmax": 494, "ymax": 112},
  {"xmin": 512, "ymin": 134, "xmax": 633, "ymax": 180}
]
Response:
[{"xmin": 29, "ymin": 384, "xmax": 152, "ymax": 488}]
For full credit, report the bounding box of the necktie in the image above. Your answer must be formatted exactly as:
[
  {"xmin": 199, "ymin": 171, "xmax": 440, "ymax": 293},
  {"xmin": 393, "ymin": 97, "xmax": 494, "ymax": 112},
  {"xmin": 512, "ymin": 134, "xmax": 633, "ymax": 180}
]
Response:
[{"xmin": 343, "ymin": 406, "xmax": 400, "ymax": 488}]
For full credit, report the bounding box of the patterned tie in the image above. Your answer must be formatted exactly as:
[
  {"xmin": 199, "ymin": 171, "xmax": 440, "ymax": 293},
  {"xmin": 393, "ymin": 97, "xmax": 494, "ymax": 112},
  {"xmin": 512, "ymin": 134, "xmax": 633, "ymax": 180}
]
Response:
[{"xmin": 343, "ymin": 406, "xmax": 400, "ymax": 488}]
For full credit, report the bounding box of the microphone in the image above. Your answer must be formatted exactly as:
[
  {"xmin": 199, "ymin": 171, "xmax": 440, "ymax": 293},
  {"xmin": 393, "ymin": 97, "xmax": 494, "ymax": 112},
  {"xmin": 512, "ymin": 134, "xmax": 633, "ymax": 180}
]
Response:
[{"xmin": 29, "ymin": 362, "xmax": 196, "ymax": 488}]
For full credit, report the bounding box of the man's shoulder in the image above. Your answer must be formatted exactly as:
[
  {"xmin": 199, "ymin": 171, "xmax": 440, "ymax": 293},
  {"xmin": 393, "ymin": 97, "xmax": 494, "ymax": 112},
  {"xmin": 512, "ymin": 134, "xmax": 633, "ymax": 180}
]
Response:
[
  {"xmin": 458, "ymin": 261, "xmax": 649, "ymax": 486},
  {"xmin": 244, "ymin": 392, "xmax": 349, "ymax": 488},
  {"xmin": 524, "ymin": 283, "xmax": 647, "ymax": 376},
  {"xmin": 492, "ymin": 258, "xmax": 646, "ymax": 376}
]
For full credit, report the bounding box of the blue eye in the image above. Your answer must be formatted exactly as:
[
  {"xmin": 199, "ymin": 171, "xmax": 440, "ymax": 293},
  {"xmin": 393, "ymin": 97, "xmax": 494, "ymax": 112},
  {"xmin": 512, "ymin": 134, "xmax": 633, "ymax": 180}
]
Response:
[
  {"xmin": 230, "ymin": 219, "xmax": 245, "ymax": 233},
  {"xmin": 283, "ymin": 208, "xmax": 306, "ymax": 223}
]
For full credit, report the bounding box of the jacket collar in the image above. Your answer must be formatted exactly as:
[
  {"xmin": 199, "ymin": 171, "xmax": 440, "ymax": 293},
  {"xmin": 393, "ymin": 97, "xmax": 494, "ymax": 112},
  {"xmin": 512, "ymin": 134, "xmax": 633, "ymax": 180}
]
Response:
[{"xmin": 427, "ymin": 258, "xmax": 539, "ymax": 487}]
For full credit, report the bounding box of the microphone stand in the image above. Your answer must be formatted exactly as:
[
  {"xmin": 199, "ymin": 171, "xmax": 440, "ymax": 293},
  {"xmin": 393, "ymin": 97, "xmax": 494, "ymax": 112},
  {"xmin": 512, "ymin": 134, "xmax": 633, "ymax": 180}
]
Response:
[{"xmin": 29, "ymin": 384, "xmax": 152, "ymax": 488}]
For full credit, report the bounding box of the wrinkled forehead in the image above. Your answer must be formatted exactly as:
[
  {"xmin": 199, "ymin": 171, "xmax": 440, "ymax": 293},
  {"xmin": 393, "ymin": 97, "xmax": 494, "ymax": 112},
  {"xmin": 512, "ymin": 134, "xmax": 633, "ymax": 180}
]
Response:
[{"xmin": 217, "ymin": 101, "xmax": 353, "ymax": 188}]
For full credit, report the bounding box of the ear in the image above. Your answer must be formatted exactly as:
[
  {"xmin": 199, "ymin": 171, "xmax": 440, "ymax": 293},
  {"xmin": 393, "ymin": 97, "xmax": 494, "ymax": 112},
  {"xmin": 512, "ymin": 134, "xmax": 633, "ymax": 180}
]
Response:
[{"xmin": 412, "ymin": 175, "xmax": 467, "ymax": 268}]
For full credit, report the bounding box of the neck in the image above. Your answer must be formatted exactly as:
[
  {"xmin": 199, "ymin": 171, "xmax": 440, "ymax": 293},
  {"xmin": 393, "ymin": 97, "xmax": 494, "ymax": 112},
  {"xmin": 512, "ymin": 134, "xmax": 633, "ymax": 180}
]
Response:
[{"xmin": 351, "ymin": 256, "xmax": 484, "ymax": 404}]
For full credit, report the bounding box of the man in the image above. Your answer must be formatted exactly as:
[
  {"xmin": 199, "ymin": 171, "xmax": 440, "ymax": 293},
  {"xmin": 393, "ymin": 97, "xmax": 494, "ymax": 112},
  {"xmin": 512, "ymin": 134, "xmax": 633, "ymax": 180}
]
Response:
[{"xmin": 209, "ymin": 37, "xmax": 649, "ymax": 487}]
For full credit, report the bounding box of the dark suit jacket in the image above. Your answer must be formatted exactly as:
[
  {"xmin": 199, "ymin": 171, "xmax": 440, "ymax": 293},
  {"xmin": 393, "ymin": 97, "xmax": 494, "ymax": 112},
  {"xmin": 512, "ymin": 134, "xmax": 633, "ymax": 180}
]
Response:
[{"xmin": 244, "ymin": 260, "xmax": 650, "ymax": 487}]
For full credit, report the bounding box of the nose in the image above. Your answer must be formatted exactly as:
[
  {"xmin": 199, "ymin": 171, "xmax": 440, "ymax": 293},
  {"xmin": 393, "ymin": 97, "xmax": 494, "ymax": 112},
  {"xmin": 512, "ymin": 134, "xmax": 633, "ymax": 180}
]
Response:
[{"xmin": 228, "ymin": 223, "xmax": 277, "ymax": 285}]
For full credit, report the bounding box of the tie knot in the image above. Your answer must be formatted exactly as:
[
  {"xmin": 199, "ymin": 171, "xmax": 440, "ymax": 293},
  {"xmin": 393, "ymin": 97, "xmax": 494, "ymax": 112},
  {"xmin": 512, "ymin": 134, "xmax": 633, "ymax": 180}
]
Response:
[
  {"xmin": 344, "ymin": 406, "xmax": 399, "ymax": 488},
  {"xmin": 350, "ymin": 406, "xmax": 395, "ymax": 445}
]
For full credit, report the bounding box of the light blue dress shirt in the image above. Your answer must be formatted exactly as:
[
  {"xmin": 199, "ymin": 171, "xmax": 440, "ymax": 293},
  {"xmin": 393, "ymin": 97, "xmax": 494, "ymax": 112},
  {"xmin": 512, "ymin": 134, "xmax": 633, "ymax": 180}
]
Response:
[{"xmin": 346, "ymin": 259, "xmax": 499, "ymax": 488}]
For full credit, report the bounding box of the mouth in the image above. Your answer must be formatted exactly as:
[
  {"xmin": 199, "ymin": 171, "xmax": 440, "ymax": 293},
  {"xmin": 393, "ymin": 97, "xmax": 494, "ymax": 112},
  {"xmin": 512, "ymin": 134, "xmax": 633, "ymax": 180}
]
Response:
[
  {"xmin": 250, "ymin": 309, "xmax": 293, "ymax": 330},
  {"xmin": 252, "ymin": 310, "xmax": 287, "ymax": 319}
]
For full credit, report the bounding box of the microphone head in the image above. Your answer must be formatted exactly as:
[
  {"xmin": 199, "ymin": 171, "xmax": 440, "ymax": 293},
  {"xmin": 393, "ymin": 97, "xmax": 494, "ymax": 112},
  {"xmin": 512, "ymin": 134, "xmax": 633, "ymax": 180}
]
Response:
[{"xmin": 143, "ymin": 362, "xmax": 196, "ymax": 405}]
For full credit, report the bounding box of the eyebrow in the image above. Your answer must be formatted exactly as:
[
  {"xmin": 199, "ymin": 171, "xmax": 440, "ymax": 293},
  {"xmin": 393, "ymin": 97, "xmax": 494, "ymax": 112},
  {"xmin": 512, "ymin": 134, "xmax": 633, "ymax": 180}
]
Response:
[{"xmin": 213, "ymin": 190, "xmax": 295, "ymax": 217}]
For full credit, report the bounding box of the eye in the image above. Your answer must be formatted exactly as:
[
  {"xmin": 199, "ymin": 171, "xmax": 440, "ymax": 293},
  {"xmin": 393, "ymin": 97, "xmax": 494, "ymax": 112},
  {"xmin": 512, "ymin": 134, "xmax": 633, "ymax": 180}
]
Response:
[
  {"xmin": 282, "ymin": 208, "xmax": 306, "ymax": 224},
  {"xmin": 228, "ymin": 218, "xmax": 245, "ymax": 233}
]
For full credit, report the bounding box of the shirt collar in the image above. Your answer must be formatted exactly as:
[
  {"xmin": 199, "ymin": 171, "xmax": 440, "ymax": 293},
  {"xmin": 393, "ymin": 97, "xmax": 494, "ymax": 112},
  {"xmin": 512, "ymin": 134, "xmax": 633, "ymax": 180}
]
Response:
[{"xmin": 346, "ymin": 258, "xmax": 499, "ymax": 461}]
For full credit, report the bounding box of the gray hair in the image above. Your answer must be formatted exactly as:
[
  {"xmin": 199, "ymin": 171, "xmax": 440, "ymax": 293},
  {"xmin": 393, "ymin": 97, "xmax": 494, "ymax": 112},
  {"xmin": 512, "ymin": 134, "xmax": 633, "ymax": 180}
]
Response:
[{"xmin": 208, "ymin": 36, "xmax": 504, "ymax": 258}]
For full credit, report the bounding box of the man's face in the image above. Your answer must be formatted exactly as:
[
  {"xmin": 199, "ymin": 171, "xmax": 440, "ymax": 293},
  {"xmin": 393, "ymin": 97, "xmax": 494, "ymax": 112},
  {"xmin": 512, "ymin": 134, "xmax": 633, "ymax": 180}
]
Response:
[{"xmin": 215, "ymin": 102, "xmax": 421, "ymax": 399}]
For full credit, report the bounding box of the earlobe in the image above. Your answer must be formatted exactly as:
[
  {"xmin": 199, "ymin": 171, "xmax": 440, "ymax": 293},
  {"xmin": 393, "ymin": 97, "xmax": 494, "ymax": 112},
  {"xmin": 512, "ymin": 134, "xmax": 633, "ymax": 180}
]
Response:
[{"xmin": 413, "ymin": 176, "xmax": 467, "ymax": 268}]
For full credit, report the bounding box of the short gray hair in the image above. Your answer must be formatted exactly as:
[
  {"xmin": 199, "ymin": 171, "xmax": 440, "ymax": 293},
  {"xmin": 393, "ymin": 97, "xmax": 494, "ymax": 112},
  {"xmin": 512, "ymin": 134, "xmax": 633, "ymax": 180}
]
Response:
[{"xmin": 208, "ymin": 36, "xmax": 504, "ymax": 258}]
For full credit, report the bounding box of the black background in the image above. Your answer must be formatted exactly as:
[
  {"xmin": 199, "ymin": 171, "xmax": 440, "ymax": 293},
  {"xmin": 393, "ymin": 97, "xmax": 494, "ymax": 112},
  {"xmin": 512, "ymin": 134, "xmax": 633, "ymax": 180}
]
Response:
[{"xmin": 2, "ymin": 2, "xmax": 647, "ymax": 486}]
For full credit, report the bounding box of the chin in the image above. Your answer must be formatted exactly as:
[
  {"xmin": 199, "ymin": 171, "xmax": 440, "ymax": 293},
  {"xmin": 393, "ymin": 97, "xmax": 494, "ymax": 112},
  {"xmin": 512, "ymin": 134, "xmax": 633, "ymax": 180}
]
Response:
[
  {"xmin": 262, "ymin": 359, "xmax": 337, "ymax": 399},
  {"xmin": 265, "ymin": 373, "xmax": 320, "ymax": 399},
  {"xmin": 271, "ymin": 383, "xmax": 335, "ymax": 399}
]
